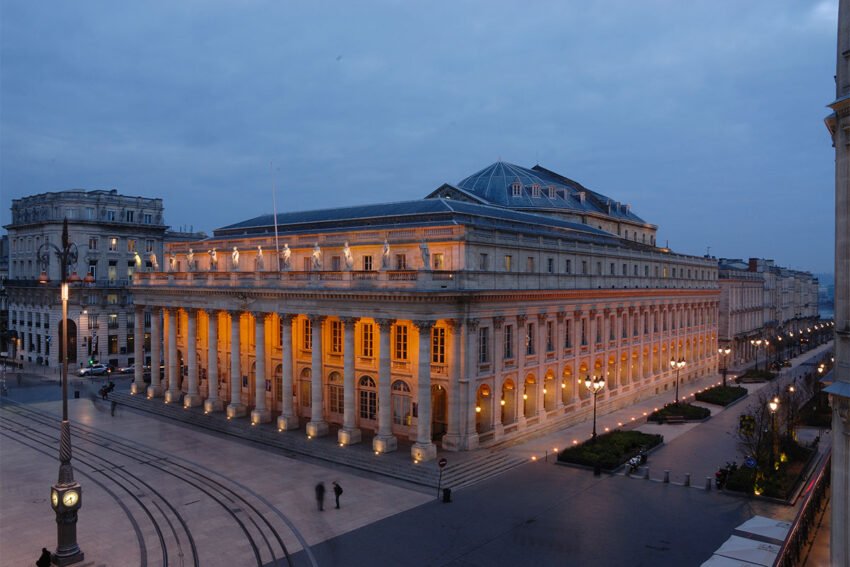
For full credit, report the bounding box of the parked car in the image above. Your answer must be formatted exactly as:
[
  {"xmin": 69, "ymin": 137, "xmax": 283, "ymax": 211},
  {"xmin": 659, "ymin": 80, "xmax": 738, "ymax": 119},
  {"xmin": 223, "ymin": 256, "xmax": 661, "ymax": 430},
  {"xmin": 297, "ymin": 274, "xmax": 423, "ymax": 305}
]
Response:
[
  {"xmin": 117, "ymin": 363, "xmax": 146, "ymax": 374},
  {"xmin": 78, "ymin": 364, "xmax": 110, "ymax": 377}
]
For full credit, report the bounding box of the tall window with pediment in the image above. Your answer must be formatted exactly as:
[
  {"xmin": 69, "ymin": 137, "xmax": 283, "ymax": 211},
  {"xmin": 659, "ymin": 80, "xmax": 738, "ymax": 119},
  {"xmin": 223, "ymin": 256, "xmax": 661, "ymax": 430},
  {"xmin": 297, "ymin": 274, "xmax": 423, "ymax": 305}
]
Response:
[{"xmin": 358, "ymin": 376, "xmax": 376, "ymax": 421}]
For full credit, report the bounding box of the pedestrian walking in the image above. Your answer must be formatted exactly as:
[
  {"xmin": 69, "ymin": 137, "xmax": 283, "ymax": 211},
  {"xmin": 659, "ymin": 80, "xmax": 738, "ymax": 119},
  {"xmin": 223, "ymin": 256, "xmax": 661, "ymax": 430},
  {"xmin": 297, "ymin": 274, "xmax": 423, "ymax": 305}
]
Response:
[
  {"xmin": 36, "ymin": 547, "xmax": 52, "ymax": 567},
  {"xmin": 332, "ymin": 481, "xmax": 343, "ymax": 509},
  {"xmin": 111, "ymin": 400, "xmax": 117, "ymax": 416},
  {"xmin": 315, "ymin": 482, "xmax": 325, "ymax": 511}
]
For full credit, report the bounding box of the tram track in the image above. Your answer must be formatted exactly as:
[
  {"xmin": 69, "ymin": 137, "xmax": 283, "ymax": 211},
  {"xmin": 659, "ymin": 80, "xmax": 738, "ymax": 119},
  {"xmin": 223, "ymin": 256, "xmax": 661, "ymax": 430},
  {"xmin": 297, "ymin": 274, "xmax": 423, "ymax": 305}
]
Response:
[{"xmin": 0, "ymin": 399, "xmax": 317, "ymax": 567}]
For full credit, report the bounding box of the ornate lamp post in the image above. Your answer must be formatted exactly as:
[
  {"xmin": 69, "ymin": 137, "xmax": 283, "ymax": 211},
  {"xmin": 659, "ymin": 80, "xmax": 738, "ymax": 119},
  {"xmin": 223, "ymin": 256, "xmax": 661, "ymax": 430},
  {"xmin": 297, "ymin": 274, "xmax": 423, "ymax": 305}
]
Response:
[
  {"xmin": 669, "ymin": 357, "xmax": 686, "ymax": 404},
  {"xmin": 768, "ymin": 396, "xmax": 780, "ymax": 470},
  {"xmin": 718, "ymin": 346, "xmax": 731, "ymax": 388},
  {"xmin": 38, "ymin": 219, "xmax": 92, "ymax": 566},
  {"xmin": 750, "ymin": 338, "xmax": 764, "ymax": 372},
  {"xmin": 584, "ymin": 375, "xmax": 605, "ymax": 443},
  {"xmin": 785, "ymin": 383, "xmax": 796, "ymax": 441}
]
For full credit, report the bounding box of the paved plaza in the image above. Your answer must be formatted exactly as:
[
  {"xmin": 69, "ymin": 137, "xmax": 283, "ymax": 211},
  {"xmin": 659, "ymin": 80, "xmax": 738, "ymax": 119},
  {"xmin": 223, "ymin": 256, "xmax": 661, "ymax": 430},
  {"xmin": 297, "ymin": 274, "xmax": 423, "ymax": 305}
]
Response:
[{"xmin": 0, "ymin": 343, "xmax": 833, "ymax": 566}]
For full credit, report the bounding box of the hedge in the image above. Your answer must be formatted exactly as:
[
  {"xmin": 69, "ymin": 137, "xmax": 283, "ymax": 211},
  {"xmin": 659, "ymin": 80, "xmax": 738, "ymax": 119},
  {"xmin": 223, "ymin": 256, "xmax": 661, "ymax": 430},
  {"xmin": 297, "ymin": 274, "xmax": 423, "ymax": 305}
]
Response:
[{"xmin": 557, "ymin": 430, "xmax": 663, "ymax": 470}]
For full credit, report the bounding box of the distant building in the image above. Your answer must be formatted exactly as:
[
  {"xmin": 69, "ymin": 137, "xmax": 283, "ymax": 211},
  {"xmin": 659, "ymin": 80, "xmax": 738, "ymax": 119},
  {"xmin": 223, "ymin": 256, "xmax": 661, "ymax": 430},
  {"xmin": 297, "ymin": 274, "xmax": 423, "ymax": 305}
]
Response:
[
  {"xmin": 130, "ymin": 161, "xmax": 719, "ymax": 460},
  {"xmin": 718, "ymin": 257, "xmax": 821, "ymax": 368},
  {"xmin": 4, "ymin": 189, "xmax": 204, "ymax": 370}
]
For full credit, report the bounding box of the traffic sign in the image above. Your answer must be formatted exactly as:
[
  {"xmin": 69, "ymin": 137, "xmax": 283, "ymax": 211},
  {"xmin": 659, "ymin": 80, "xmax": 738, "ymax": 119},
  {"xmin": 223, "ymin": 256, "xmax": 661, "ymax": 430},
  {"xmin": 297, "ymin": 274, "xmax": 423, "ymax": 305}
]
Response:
[
  {"xmin": 438, "ymin": 457, "xmax": 448, "ymax": 469},
  {"xmin": 744, "ymin": 457, "xmax": 757, "ymax": 468}
]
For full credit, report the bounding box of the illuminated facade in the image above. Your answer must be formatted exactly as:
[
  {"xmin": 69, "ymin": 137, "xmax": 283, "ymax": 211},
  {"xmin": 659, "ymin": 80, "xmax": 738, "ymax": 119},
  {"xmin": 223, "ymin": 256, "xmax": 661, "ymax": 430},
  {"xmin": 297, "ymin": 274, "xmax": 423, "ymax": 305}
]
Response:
[{"xmin": 128, "ymin": 162, "xmax": 719, "ymax": 461}]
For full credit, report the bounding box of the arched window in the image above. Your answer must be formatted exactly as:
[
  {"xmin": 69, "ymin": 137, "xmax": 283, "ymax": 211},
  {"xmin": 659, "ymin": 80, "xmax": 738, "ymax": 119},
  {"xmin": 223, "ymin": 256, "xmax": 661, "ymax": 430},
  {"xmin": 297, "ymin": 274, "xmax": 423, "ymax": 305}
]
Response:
[
  {"xmin": 358, "ymin": 376, "xmax": 376, "ymax": 420},
  {"xmin": 391, "ymin": 380, "xmax": 412, "ymax": 426},
  {"xmin": 328, "ymin": 371, "xmax": 343, "ymax": 414}
]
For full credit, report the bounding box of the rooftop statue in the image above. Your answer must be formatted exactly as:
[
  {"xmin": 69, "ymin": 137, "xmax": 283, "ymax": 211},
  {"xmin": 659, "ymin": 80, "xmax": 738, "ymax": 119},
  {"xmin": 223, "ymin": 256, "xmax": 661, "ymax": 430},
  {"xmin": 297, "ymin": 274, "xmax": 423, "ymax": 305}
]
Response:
[
  {"xmin": 256, "ymin": 245, "xmax": 264, "ymax": 271},
  {"xmin": 280, "ymin": 243, "xmax": 291, "ymax": 270},
  {"xmin": 311, "ymin": 242, "xmax": 322, "ymax": 270},
  {"xmin": 343, "ymin": 241, "xmax": 354, "ymax": 270}
]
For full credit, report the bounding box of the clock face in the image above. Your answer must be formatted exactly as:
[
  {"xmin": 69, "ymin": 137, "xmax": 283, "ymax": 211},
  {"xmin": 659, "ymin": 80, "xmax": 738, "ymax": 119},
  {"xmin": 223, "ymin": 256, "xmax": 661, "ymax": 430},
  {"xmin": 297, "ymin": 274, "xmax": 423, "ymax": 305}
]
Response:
[
  {"xmin": 51, "ymin": 490, "xmax": 58, "ymax": 507},
  {"xmin": 62, "ymin": 490, "xmax": 79, "ymax": 507}
]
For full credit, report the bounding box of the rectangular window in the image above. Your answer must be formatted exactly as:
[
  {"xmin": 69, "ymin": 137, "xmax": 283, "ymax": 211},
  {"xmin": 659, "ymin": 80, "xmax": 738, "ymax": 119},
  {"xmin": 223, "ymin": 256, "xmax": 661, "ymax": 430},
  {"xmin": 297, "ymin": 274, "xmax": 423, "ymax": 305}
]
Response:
[
  {"xmin": 526, "ymin": 257, "xmax": 535, "ymax": 273},
  {"xmin": 108, "ymin": 335, "xmax": 118, "ymax": 354},
  {"xmin": 565, "ymin": 259, "xmax": 572, "ymax": 274},
  {"xmin": 432, "ymin": 327, "xmax": 445, "ymax": 364},
  {"xmin": 109, "ymin": 237, "xmax": 118, "ymax": 252},
  {"xmin": 362, "ymin": 255, "xmax": 373, "ymax": 271},
  {"xmin": 622, "ymin": 263, "xmax": 627, "ymax": 276},
  {"xmin": 504, "ymin": 255, "xmax": 512, "ymax": 272},
  {"xmin": 330, "ymin": 320, "xmax": 342, "ymax": 353},
  {"xmin": 595, "ymin": 317, "xmax": 602, "ymax": 344},
  {"xmin": 394, "ymin": 325, "xmax": 408, "ymax": 360},
  {"xmin": 361, "ymin": 323, "xmax": 374, "ymax": 357},
  {"xmin": 546, "ymin": 320, "xmax": 554, "ymax": 351},
  {"xmin": 504, "ymin": 324, "xmax": 514, "ymax": 359},
  {"xmin": 303, "ymin": 257, "xmax": 312, "ymax": 271},
  {"xmin": 127, "ymin": 239, "xmax": 136, "ymax": 253},
  {"xmin": 622, "ymin": 315, "xmax": 628, "ymax": 338},
  {"xmin": 634, "ymin": 264, "xmax": 639, "ymax": 276},
  {"xmin": 144, "ymin": 312, "xmax": 151, "ymax": 328},
  {"xmin": 143, "ymin": 213, "xmax": 152, "ymax": 224},
  {"xmin": 479, "ymin": 253, "xmax": 488, "ymax": 270},
  {"xmin": 127, "ymin": 333, "xmax": 134, "ymax": 352},
  {"xmin": 564, "ymin": 321, "xmax": 572, "ymax": 348},
  {"xmin": 582, "ymin": 260, "xmax": 588, "ymax": 275},
  {"xmin": 633, "ymin": 316, "xmax": 639, "ymax": 336},
  {"xmin": 126, "ymin": 210, "xmax": 134, "ymax": 223},
  {"xmin": 478, "ymin": 327, "xmax": 489, "ymax": 363},
  {"xmin": 644, "ymin": 265, "xmax": 649, "ymax": 277},
  {"xmin": 581, "ymin": 319, "xmax": 587, "ymax": 346},
  {"xmin": 303, "ymin": 319, "xmax": 312, "ymax": 350},
  {"xmin": 108, "ymin": 260, "xmax": 117, "ymax": 282},
  {"xmin": 609, "ymin": 316, "xmax": 615, "ymax": 341},
  {"xmin": 88, "ymin": 313, "xmax": 98, "ymax": 329},
  {"xmin": 610, "ymin": 262, "xmax": 615, "ymax": 275},
  {"xmin": 85, "ymin": 207, "xmax": 95, "ymax": 220},
  {"xmin": 88, "ymin": 236, "xmax": 98, "ymax": 250},
  {"xmin": 106, "ymin": 210, "xmax": 116, "ymax": 221},
  {"xmin": 88, "ymin": 261, "xmax": 97, "ymax": 279},
  {"xmin": 526, "ymin": 323, "xmax": 535, "ymax": 355},
  {"xmin": 547, "ymin": 258, "xmax": 554, "ymax": 273},
  {"xmin": 395, "ymin": 254, "xmax": 407, "ymax": 270},
  {"xmin": 145, "ymin": 239, "xmax": 154, "ymax": 253},
  {"xmin": 108, "ymin": 314, "xmax": 119, "ymax": 329},
  {"xmin": 433, "ymin": 253, "xmax": 444, "ymax": 270},
  {"xmin": 596, "ymin": 262, "xmax": 602, "ymax": 275},
  {"xmin": 107, "ymin": 294, "xmax": 118, "ymax": 305},
  {"xmin": 331, "ymin": 256, "xmax": 341, "ymax": 271}
]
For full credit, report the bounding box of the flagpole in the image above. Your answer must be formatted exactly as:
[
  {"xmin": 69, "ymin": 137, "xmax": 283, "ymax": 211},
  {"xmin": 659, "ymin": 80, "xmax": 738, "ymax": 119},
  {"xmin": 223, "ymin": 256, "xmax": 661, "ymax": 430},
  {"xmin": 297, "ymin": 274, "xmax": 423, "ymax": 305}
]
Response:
[{"xmin": 271, "ymin": 161, "xmax": 281, "ymax": 271}]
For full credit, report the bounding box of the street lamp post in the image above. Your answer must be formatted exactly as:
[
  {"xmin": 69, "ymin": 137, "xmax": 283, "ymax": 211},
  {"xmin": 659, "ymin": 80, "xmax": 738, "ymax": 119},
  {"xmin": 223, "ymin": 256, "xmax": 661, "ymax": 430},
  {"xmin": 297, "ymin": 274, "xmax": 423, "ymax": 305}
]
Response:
[
  {"xmin": 768, "ymin": 396, "xmax": 780, "ymax": 470},
  {"xmin": 38, "ymin": 219, "xmax": 92, "ymax": 566},
  {"xmin": 718, "ymin": 347, "xmax": 731, "ymax": 388},
  {"xmin": 584, "ymin": 375, "xmax": 605, "ymax": 443},
  {"xmin": 786, "ymin": 383, "xmax": 796, "ymax": 441},
  {"xmin": 750, "ymin": 339, "xmax": 763, "ymax": 372},
  {"xmin": 670, "ymin": 358, "xmax": 686, "ymax": 404}
]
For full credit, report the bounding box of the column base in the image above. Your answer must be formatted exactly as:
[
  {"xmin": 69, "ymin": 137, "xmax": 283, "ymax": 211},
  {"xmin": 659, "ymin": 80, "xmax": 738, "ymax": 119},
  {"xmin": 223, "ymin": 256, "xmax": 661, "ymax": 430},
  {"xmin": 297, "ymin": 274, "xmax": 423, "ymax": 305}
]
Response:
[
  {"xmin": 338, "ymin": 428, "xmax": 362, "ymax": 445},
  {"xmin": 204, "ymin": 398, "xmax": 224, "ymax": 413},
  {"xmin": 493, "ymin": 423, "xmax": 505, "ymax": 439},
  {"xmin": 277, "ymin": 414, "xmax": 300, "ymax": 430},
  {"xmin": 306, "ymin": 420, "xmax": 329, "ymax": 437},
  {"xmin": 130, "ymin": 382, "xmax": 146, "ymax": 395},
  {"xmin": 53, "ymin": 549, "xmax": 85, "ymax": 567},
  {"xmin": 164, "ymin": 390, "xmax": 182, "ymax": 404},
  {"xmin": 226, "ymin": 403, "xmax": 247, "ymax": 418},
  {"xmin": 463, "ymin": 433, "xmax": 480, "ymax": 451},
  {"xmin": 441, "ymin": 434, "xmax": 463, "ymax": 452},
  {"xmin": 372, "ymin": 435, "xmax": 397, "ymax": 454},
  {"xmin": 411, "ymin": 442, "xmax": 437, "ymax": 462},
  {"xmin": 146, "ymin": 384, "xmax": 163, "ymax": 398},
  {"xmin": 184, "ymin": 394, "xmax": 203, "ymax": 408},
  {"xmin": 251, "ymin": 408, "xmax": 271, "ymax": 424}
]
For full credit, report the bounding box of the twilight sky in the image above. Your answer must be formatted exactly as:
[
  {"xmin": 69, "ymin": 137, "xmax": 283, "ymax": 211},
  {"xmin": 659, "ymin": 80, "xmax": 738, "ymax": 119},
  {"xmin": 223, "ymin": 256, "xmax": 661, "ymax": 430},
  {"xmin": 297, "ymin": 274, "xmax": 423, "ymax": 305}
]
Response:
[{"xmin": 0, "ymin": 1, "xmax": 839, "ymax": 274}]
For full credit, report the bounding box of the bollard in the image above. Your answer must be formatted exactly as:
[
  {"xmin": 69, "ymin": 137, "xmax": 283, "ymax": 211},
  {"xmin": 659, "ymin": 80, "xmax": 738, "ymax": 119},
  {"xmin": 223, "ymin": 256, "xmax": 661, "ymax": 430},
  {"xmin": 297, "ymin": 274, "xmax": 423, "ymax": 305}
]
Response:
[
  {"xmin": 663, "ymin": 470, "xmax": 670, "ymax": 483},
  {"xmin": 644, "ymin": 468, "xmax": 650, "ymax": 480},
  {"xmin": 705, "ymin": 477, "xmax": 712, "ymax": 491},
  {"xmin": 684, "ymin": 473, "xmax": 691, "ymax": 487}
]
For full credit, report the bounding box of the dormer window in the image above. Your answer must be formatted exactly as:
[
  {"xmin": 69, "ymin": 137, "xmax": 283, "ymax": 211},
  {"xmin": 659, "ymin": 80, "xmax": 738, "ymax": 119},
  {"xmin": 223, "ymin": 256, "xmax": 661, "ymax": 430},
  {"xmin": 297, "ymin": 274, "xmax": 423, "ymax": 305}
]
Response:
[
  {"xmin": 511, "ymin": 180, "xmax": 522, "ymax": 197},
  {"xmin": 578, "ymin": 192, "xmax": 586, "ymax": 203},
  {"xmin": 531, "ymin": 183, "xmax": 540, "ymax": 197},
  {"xmin": 548, "ymin": 185, "xmax": 556, "ymax": 199}
]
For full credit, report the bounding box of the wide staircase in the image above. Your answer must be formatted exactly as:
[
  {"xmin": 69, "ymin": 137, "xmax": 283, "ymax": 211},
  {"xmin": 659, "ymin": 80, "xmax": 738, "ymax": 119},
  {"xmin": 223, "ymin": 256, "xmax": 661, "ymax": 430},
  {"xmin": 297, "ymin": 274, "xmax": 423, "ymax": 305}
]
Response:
[{"xmin": 111, "ymin": 390, "xmax": 526, "ymax": 492}]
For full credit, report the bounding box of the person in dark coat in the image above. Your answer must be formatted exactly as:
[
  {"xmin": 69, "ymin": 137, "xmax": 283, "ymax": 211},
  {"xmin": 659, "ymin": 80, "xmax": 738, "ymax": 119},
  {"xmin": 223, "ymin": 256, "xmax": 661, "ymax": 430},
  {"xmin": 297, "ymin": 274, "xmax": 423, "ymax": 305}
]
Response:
[
  {"xmin": 315, "ymin": 482, "xmax": 325, "ymax": 511},
  {"xmin": 36, "ymin": 547, "xmax": 52, "ymax": 567},
  {"xmin": 332, "ymin": 481, "xmax": 343, "ymax": 509}
]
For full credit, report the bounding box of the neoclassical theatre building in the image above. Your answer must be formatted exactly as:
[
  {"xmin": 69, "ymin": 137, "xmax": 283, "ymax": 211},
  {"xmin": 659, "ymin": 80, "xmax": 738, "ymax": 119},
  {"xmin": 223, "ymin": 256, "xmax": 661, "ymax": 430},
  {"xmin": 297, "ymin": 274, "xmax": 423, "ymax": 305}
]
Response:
[{"xmin": 130, "ymin": 162, "xmax": 720, "ymax": 461}]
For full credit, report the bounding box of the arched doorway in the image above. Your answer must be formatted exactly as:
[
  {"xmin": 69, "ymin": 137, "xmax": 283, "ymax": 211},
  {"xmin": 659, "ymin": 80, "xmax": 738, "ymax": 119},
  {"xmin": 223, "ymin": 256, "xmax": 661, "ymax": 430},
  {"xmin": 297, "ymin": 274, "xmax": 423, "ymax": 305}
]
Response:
[
  {"xmin": 561, "ymin": 366, "xmax": 574, "ymax": 405},
  {"xmin": 327, "ymin": 371, "xmax": 343, "ymax": 424},
  {"xmin": 543, "ymin": 371, "xmax": 555, "ymax": 411},
  {"xmin": 476, "ymin": 384, "xmax": 492, "ymax": 433},
  {"xmin": 431, "ymin": 384, "xmax": 447, "ymax": 440},
  {"xmin": 299, "ymin": 368, "xmax": 312, "ymax": 418},
  {"xmin": 57, "ymin": 319, "xmax": 77, "ymax": 364},
  {"xmin": 392, "ymin": 380, "xmax": 413, "ymax": 436},
  {"xmin": 357, "ymin": 375, "xmax": 377, "ymax": 430},
  {"xmin": 578, "ymin": 362, "xmax": 590, "ymax": 399},
  {"xmin": 273, "ymin": 364, "xmax": 283, "ymax": 414},
  {"xmin": 501, "ymin": 379, "xmax": 516, "ymax": 425}
]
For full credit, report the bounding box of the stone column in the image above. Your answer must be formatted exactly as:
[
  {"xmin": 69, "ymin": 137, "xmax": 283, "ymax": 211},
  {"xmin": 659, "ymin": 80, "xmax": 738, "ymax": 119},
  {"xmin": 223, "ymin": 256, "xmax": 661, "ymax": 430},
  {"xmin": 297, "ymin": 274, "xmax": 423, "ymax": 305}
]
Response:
[
  {"xmin": 251, "ymin": 312, "xmax": 271, "ymax": 424},
  {"xmin": 536, "ymin": 313, "xmax": 546, "ymax": 418},
  {"xmin": 131, "ymin": 306, "xmax": 145, "ymax": 394},
  {"xmin": 373, "ymin": 318, "xmax": 397, "ymax": 453},
  {"xmin": 412, "ymin": 320, "xmax": 436, "ymax": 462},
  {"xmin": 442, "ymin": 319, "xmax": 463, "ymax": 451},
  {"xmin": 277, "ymin": 314, "xmax": 298, "ymax": 430},
  {"xmin": 184, "ymin": 308, "xmax": 202, "ymax": 407},
  {"xmin": 227, "ymin": 310, "xmax": 247, "ymax": 418},
  {"xmin": 338, "ymin": 317, "xmax": 361, "ymax": 445},
  {"xmin": 554, "ymin": 312, "xmax": 565, "ymax": 410},
  {"xmin": 204, "ymin": 311, "xmax": 223, "ymax": 412},
  {"xmin": 306, "ymin": 315, "xmax": 328, "ymax": 437},
  {"xmin": 516, "ymin": 315, "xmax": 527, "ymax": 424},
  {"xmin": 164, "ymin": 309, "xmax": 181, "ymax": 403},
  {"xmin": 464, "ymin": 319, "xmax": 480, "ymax": 450},
  {"xmin": 147, "ymin": 308, "xmax": 163, "ymax": 398}
]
